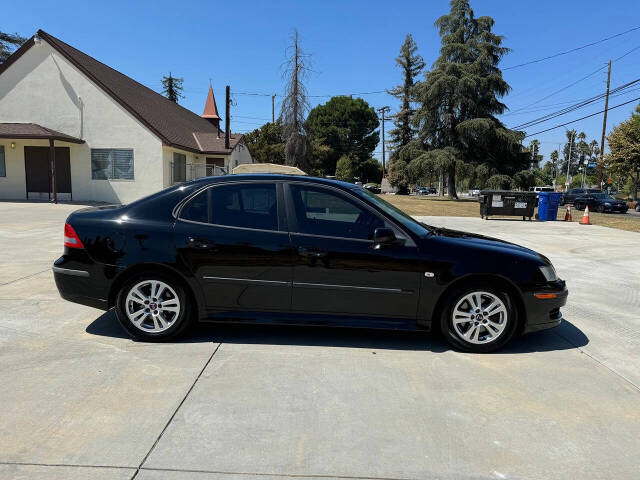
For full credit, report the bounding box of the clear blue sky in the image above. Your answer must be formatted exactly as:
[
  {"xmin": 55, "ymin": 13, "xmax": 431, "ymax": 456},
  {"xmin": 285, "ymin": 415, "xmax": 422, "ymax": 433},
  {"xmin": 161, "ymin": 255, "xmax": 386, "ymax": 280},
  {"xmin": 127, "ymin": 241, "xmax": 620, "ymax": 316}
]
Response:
[{"xmin": 5, "ymin": 0, "xmax": 640, "ymax": 164}]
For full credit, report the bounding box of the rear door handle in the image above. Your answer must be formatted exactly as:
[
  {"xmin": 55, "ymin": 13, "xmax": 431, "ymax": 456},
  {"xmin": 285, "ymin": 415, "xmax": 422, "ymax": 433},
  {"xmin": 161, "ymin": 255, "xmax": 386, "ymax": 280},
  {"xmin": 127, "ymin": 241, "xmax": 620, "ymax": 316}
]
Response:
[
  {"xmin": 187, "ymin": 236, "xmax": 214, "ymax": 249},
  {"xmin": 298, "ymin": 247, "xmax": 327, "ymax": 259}
]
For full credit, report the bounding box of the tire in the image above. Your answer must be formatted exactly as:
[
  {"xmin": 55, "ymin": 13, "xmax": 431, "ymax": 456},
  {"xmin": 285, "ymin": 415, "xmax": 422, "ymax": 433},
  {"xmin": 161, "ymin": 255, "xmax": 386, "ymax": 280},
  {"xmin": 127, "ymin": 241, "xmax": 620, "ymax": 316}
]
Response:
[
  {"xmin": 115, "ymin": 274, "xmax": 193, "ymax": 341},
  {"xmin": 636, "ymin": 204, "xmax": 639, "ymax": 212},
  {"xmin": 439, "ymin": 286, "xmax": 518, "ymax": 353},
  {"xmin": 597, "ymin": 205, "xmax": 605, "ymax": 213}
]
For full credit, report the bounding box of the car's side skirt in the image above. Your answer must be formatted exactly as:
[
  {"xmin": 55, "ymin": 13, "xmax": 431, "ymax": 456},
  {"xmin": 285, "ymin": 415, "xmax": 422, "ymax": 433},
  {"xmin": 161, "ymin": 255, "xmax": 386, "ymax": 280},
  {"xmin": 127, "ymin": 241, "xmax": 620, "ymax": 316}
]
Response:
[{"xmin": 200, "ymin": 310, "xmax": 426, "ymax": 331}]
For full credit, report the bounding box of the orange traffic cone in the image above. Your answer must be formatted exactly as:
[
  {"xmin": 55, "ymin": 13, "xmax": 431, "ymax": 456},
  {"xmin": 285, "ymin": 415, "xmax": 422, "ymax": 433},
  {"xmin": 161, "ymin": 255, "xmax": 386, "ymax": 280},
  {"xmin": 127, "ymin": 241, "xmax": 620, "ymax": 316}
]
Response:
[
  {"xmin": 564, "ymin": 204, "xmax": 573, "ymax": 222},
  {"xmin": 580, "ymin": 205, "xmax": 591, "ymax": 225}
]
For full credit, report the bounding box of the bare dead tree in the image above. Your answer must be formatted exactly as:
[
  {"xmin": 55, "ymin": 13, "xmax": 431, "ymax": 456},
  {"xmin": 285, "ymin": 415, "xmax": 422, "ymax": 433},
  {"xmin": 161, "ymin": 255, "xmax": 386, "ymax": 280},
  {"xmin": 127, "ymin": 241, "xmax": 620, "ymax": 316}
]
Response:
[{"xmin": 279, "ymin": 30, "xmax": 311, "ymax": 167}]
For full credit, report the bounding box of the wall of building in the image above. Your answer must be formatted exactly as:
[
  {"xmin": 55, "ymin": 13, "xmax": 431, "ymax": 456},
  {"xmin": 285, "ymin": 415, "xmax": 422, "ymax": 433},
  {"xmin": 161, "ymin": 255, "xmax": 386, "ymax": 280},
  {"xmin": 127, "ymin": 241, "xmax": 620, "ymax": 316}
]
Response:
[
  {"xmin": 161, "ymin": 146, "xmax": 212, "ymax": 186},
  {"xmin": 0, "ymin": 41, "xmax": 163, "ymax": 203},
  {"xmin": 229, "ymin": 141, "xmax": 253, "ymax": 170}
]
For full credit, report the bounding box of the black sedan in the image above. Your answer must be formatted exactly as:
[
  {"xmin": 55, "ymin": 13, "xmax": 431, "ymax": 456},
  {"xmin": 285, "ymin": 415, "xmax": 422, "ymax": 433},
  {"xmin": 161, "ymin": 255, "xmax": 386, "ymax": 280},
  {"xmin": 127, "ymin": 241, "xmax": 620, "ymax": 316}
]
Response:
[
  {"xmin": 53, "ymin": 175, "xmax": 567, "ymax": 353},
  {"xmin": 561, "ymin": 188, "xmax": 601, "ymax": 205},
  {"xmin": 573, "ymin": 193, "xmax": 629, "ymax": 213}
]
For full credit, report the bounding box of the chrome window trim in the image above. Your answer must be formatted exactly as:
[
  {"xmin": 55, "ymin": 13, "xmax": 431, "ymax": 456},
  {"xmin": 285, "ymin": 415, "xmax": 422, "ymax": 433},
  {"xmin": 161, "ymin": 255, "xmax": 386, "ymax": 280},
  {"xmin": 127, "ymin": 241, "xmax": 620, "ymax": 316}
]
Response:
[
  {"xmin": 52, "ymin": 266, "xmax": 90, "ymax": 277},
  {"xmin": 177, "ymin": 218, "xmax": 288, "ymax": 235},
  {"xmin": 290, "ymin": 231, "xmax": 373, "ymax": 244}
]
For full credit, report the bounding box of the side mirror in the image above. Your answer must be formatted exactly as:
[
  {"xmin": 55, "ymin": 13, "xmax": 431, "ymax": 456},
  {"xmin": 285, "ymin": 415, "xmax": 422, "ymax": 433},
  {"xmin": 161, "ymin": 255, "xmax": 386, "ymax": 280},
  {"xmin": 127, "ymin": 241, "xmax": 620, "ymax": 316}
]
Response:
[{"xmin": 373, "ymin": 227, "xmax": 397, "ymax": 247}]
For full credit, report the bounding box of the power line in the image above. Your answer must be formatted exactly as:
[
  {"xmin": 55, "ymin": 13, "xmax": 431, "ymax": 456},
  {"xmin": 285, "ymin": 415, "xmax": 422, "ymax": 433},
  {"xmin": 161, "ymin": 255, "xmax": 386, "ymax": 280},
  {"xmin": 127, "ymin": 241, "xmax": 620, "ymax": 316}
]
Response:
[
  {"xmin": 502, "ymin": 25, "xmax": 640, "ymax": 70},
  {"xmin": 524, "ymin": 95, "xmax": 640, "ymax": 138},
  {"xmin": 513, "ymin": 78, "xmax": 640, "ymax": 130},
  {"xmin": 614, "ymin": 45, "xmax": 640, "ymax": 61},
  {"xmin": 509, "ymin": 65, "xmax": 607, "ymax": 113}
]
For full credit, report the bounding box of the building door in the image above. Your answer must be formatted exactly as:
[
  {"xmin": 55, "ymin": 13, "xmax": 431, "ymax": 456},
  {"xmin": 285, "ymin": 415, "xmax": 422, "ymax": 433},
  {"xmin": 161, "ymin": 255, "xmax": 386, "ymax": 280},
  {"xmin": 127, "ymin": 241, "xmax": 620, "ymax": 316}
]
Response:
[
  {"xmin": 206, "ymin": 157, "xmax": 224, "ymax": 176},
  {"xmin": 24, "ymin": 147, "xmax": 72, "ymax": 200}
]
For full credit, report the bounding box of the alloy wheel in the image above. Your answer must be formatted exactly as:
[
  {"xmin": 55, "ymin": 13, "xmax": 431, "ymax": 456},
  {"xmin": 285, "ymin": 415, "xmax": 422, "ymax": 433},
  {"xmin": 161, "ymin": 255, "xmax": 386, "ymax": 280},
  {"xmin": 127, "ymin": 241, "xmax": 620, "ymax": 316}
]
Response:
[
  {"xmin": 125, "ymin": 280, "xmax": 181, "ymax": 333},
  {"xmin": 451, "ymin": 291, "xmax": 508, "ymax": 344}
]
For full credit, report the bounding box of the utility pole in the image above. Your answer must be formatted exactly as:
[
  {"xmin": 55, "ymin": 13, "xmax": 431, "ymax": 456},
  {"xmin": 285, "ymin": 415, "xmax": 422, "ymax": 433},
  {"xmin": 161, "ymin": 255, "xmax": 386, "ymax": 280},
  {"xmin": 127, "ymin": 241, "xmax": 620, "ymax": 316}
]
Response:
[
  {"xmin": 271, "ymin": 94, "xmax": 276, "ymax": 123},
  {"xmin": 598, "ymin": 60, "xmax": 611, "ymax": 188},
  {"xmin": 564, "ymin": 128, "xmax": 574, "ymax": 191},
  {"xmin": 225, "ymin": 85, "xmax": 230, "ymax": 150},
  {"xmin": 377, "ymin": 106, "xmax": 391, "ymax": 175}
]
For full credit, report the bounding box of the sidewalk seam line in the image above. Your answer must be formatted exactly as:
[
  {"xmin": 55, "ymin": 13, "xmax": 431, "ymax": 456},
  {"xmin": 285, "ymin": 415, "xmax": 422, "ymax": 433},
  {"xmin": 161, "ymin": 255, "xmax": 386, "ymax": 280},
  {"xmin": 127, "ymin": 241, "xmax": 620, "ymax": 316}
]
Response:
[
  {"xmin": 139, "ymin": 465, "xmax": 417, "ymax": 480},
  {"xmin": 552, "ymin": 329, "xmax": 640, "ymax": 392},
  {"xmin": 0, "ymin": 268, "xmax": 50, "ymax": 286},
  {"xmin": 131, "ymin": 340, "xmax": 223, "ymax": 479}
]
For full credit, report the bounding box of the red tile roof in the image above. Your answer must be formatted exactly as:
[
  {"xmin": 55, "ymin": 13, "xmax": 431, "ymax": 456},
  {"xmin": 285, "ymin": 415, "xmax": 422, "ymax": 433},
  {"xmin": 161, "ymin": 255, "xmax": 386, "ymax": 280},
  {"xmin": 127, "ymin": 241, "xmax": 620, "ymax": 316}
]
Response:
[
  {"xmin": 0, "ymin": 123, "xmax": 84, "ymax": 143},
  {"xmin": 0, "ymin": 30, "xmax": 242, "ymax": 154}
]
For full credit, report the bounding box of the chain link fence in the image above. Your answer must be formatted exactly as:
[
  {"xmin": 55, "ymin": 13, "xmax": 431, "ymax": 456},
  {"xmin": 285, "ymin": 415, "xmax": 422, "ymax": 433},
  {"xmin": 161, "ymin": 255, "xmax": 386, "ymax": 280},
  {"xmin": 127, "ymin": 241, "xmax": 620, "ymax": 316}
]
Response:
[{"xmin": 170, "ymin": 162, "xmax": 228, "ymax": 184}]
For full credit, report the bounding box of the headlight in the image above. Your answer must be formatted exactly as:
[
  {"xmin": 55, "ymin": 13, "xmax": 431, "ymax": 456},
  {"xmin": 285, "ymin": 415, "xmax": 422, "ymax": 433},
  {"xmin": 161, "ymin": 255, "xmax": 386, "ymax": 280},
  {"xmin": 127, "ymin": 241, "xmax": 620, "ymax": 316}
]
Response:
[
  {"xmin": 604, "ymin": 202, "xmax": 611, "ymax": 207},
  {"xmin": 539, "ymin": 265, "xmax": 558, "ymax": 282}
]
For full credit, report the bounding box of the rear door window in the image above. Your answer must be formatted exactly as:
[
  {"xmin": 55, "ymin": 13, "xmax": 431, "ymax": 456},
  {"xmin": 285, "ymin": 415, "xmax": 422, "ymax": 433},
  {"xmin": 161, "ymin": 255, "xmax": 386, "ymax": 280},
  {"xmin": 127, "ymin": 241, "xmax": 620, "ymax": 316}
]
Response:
[
  {"xmin": 179, "ymin": 183, "xmax": 278, "ymax": 231},
  {"xmin": 211, "ymin": 183, "xmax": 278, "ymax": 231}
]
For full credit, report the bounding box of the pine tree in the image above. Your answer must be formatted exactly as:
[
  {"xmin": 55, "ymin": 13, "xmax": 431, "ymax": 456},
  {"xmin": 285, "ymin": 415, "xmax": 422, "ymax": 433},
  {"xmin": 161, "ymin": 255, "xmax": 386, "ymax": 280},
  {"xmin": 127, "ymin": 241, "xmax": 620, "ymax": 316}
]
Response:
[
  {"xmin": 0, "ymin": 31, "xmax": 26, "ymax": 63},
  {"xmin": 388, "ymin": 34, "xmax": 424, "ymax": 154},
  {"xmin": 413, "ymin": 0, "xmax": 524, "ymax": 199},
  {"xmin": 161, "ymin": 72, "xmax": 184, "ymax": 103}
]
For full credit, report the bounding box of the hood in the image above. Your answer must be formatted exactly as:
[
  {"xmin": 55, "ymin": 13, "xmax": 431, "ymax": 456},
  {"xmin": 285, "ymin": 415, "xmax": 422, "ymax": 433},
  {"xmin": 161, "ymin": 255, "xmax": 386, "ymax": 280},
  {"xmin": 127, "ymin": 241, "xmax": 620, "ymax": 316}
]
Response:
[{"xmin": 427, "ymin": 226, "xmax": 547, "ymax": 262}]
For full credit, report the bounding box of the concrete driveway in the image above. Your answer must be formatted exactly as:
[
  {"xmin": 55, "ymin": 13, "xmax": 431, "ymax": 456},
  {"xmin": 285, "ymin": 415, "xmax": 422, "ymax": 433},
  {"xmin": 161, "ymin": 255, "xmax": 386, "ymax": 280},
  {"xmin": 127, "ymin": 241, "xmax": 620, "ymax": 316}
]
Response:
[{"xmin": 1, "ymin": 201, "xmax": 639, "ymax": 480}]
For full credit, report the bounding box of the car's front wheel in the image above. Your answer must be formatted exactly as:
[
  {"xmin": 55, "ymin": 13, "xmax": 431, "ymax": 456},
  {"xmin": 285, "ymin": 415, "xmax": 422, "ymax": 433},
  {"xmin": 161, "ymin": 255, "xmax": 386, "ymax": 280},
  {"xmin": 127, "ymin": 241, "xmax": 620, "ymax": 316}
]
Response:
[
  {"xmin": 115, "ymin": 275, "xmax": 192, "ymax": 341},
  {"xmin": 597, "ymin": 205, "xmax": 605, "ymax": 213},
  {"xmin": 439, "ymin": 287, "xmax": 518, "ymax": 353}
]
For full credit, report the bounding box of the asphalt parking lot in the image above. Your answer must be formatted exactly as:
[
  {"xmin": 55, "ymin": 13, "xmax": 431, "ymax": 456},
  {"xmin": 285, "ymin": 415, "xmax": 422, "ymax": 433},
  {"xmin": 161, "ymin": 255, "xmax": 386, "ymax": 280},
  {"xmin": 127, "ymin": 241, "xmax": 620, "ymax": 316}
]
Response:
[{"xmin": 1, "ymin": 201, "xmax": 639, "ymax": 480}]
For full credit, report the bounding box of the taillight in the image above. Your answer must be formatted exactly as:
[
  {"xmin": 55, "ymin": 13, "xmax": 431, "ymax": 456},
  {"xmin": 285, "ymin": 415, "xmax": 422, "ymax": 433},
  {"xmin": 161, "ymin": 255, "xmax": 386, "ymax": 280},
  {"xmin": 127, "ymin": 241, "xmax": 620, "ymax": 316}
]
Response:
[{"xmin": 64, "ymin": 223, "xmax": 84, "ymax": 249}]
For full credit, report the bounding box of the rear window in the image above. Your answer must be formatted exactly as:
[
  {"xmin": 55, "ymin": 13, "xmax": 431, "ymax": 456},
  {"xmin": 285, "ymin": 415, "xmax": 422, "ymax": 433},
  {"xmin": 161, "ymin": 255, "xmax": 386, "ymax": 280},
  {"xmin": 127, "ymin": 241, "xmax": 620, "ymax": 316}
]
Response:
[
  {"xmin": 179, "ymin": 183, "xmax": 278, "ymax": 231},
  {"xmin": 180, "ymin": 189, "xmax": 209, "ymax": 223}
]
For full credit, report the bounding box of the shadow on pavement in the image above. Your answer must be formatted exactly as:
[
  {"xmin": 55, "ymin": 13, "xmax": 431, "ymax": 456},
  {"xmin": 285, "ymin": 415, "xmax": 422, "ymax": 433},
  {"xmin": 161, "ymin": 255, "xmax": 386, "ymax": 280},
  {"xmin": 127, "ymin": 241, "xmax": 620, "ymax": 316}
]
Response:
[{"xmin": 86, "ymin": 310, "xmax": 588, "ymax": 354}]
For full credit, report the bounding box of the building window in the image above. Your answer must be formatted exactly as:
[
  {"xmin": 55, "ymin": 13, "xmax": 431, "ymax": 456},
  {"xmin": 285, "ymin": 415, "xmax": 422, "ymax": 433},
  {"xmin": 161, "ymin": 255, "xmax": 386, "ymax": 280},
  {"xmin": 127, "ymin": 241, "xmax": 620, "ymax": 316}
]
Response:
[
  {"xmin": 91, "ymin": 149, "xmax": 134, "ymax": 180},
  {"xmin": 0, "ymin": 146, "xmax": 5, "ymax": 177},
  {"xmin": 173, "ymin": 152, "xmax": 187, "ymax": 183}
]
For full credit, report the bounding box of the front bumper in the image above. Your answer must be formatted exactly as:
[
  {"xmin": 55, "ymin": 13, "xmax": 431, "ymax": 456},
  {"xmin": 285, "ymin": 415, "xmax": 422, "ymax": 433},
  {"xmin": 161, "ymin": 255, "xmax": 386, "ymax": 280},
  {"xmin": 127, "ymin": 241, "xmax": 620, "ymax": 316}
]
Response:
[
  {"xmin": 602, "ymin": 204, "xmax": 628, "ymax": 213},
  {"xmin": 523, "ymin": 280, "xmax": 568, "ymax": 334}
]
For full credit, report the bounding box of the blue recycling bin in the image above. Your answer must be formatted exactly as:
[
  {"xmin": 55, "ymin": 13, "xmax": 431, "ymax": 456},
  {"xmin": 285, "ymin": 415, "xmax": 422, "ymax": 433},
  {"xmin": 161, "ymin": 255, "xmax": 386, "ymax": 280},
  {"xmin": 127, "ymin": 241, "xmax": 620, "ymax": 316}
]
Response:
[{"xmin": 538, "ymin": 192, "xmax": 563, "ymax": 221}]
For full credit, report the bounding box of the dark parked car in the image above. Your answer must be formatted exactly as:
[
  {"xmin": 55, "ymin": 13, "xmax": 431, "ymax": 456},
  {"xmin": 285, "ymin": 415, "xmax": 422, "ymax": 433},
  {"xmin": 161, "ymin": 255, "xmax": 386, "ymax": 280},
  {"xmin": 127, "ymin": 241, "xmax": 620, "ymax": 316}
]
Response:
[
  {"xmin": 53, "ymin": 175, "xmax": 567, "ymax": 353},
  {"xmin": 573, "ymin": 193, "xmax": 629, "ymax": 213},
  {"xmin": 363, "ymin": 183, "xmax": 381, "ymax": 194},
  {"xmin": 562, "ymin": 188, "xmax": 601, "ymax": 205},
  {"xmin": 415, "ymin": 186, "xmax": 436, "ymax": 195}
]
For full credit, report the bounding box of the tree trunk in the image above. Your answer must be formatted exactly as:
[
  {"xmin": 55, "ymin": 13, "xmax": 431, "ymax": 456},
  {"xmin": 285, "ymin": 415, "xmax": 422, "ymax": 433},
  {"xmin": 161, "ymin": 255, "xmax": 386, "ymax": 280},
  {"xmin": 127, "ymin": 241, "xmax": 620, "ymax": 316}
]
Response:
[{"xmin": 447, "ymin": 165, "xmax": 458, "ymax": 199}]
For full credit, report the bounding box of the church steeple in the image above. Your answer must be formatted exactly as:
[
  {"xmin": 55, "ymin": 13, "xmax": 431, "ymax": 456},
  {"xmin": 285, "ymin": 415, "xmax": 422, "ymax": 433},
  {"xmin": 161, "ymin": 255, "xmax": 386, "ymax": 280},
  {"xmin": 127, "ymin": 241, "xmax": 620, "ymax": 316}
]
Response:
[{"xmin": 202, "ymin": 84, "xmax": 221, "ymax": 130}]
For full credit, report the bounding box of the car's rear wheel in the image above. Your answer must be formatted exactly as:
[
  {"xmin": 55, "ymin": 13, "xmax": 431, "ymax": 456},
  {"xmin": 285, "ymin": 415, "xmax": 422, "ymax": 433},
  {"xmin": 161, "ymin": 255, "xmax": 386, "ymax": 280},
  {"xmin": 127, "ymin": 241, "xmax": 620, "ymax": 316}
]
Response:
[
  {"xmin": 115, "ymin": 275, "xmax": 192, "ymax": 341},
  {"xmin": 597, "ymin": 205, "xmax": 605, "ymax": 213},
  {"xmin": 439, "ymin": 287, "xmax": 518, "ymax": 353}
]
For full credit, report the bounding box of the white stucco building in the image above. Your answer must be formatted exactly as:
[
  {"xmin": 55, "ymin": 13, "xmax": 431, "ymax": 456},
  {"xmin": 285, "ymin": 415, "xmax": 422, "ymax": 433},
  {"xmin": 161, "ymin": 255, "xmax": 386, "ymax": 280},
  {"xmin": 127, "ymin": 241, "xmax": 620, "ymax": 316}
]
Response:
[{"xmin": 0, "ymin": 29, "xmax": 252, "ymax": 204}]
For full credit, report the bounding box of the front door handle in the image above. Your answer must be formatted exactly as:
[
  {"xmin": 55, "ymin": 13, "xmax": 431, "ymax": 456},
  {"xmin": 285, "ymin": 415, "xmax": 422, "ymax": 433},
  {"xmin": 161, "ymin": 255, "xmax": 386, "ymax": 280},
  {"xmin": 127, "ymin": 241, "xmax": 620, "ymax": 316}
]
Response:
[
  {"xmin": 298, "ymin": 247, "xmax": 327, "ymax": 259},
  {"xmin": 187, "ymin": 236, "xmax": 214, "ymax": 249}
]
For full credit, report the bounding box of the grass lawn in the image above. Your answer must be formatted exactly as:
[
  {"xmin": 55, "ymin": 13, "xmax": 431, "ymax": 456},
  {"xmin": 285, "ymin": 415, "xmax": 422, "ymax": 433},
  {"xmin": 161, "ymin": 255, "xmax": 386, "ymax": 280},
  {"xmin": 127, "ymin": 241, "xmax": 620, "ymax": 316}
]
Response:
[{"xmin": 380, "ymin": 194, "xmax": 640, "ymax": 233}]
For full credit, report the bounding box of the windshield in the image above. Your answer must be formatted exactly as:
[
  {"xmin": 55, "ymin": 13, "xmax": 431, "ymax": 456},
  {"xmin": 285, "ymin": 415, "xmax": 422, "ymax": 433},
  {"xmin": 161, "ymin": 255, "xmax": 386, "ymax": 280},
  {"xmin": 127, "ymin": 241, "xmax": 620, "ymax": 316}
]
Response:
[
  {"xmin": 354, "ymin": 188, "xmax": 431, "ymax": 237},
  {"xmin": 592, "ymin": 193, "xmax": 615, "ymax": 200}
]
